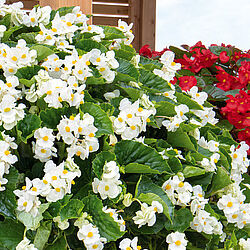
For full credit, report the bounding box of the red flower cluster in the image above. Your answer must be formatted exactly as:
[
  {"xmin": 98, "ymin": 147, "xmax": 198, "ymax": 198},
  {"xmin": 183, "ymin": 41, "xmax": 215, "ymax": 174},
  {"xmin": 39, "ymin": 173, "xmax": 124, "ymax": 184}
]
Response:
[
  {"xmin": 139, "ymin": 44, "xmax": 168, "ymax": 58},
  {"xmin": 178, "ymin": 76, "xmax": 197, "ymax": 91},
  {"xmin": 221, "ymin": 90, "xmax": 250, "ymax": 153},
  {"xmin": 175, "ymin": 42, "xmax": 218, "ymax": 73}
]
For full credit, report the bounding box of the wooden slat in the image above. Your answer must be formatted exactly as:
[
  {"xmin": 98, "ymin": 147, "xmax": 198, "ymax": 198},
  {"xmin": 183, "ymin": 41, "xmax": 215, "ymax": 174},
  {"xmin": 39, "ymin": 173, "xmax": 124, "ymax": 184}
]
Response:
[
  {"xmin": 93, "ymin": 4, "xmax": 128, "ymax": 15},
  {"xmin": 140, "ymin": 0, "xmax": 156, "ymax": 50},
  {"xmin": 6, "ymin": 0, "xmax": 38, "ymax": 9},
  {"xmin": 129, "ymin": 0, "xmax": 141, "ymax": 52},
  {"xmin": 93, "ymin": 16, "xmax": 128, "ymax": 26},
  {"xmin": 93, "ymin": 0, "xmax": 128, "ymax": 3}
]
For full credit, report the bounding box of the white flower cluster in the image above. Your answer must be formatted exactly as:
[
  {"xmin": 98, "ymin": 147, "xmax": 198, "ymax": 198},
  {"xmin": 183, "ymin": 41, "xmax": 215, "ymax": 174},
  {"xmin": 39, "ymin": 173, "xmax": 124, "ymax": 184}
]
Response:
[
  {"xmin": 57, "ymin": 113, "xmax": 99, "ymax": 160},
  {"xmin": 0, "ymin": 39, "xmax": 37, "ymax": 77},
  {"xmin": 160, "ymin": 147, "xmax": 185, "ymax": 161},
  {"xmin": 14, "ymin": 159, "xmax": 81, "ymax": 216},
  {"xmin": 33, "ymin": 127, "xmax": 57, "ymax": 162},
  {"xmin": 166, "ymin": 232, "xmax": 188, "ymax": 250},
  {"xmin": 229, "ymin": 142, "xmax": 249, "ymax": 184},
  {"xmin": 162, "ymin": 175, "xmax": 223, "ymax": 235},
  {"xmin": 110, "ymin": 19, "xmax": 134, "ymax": 50},
  {"xmin": 92, "ymin": 161, "xmax": 122, "ymax": 200},
  {"xmin": 102, "ymin": 206, "xmax": 126, "ymax": 231},
  {"xmin": 239, "ymin": 238, "xmax": 250, "ymax": 250},
  {"xmin": 132, "ymin": 201, "xmax": 163, "ymax": 228},
  {"xmin": 119, "ymin": 237, "xmax": 146, "ymax": 250},
  {"xmin": 16, "ymin": 237, "xmax": 38, "ymax": 250},
  {"xmin": 162, "ymin": 104, "xmax": 189, "ymax": 132},
  {"xmin": 53, "ymin": 216, "xmax": 70, "ymax": 230},
  {"xmin": 36, "ymin": 7, "xmax": 89, "ymax": 47},
  {"xmin": 41, "ymin": 48, "xmax": 118, "ymax": 83},
  {"xmin": 113, "ymin": 97, "xmax": 155, "ymax": 140},
  {"xmin": 75, "ymin": 213, "xmax": 107, "ymax": 250},
  {"xmin": 0, "ymin": 133, "xmax": 17, "ymax": 191},
  {"xmin": 217, "ymin": 183, "xmax": 249, "ymax": 229},
  {"xmin": 162, "ymin": 174, "xmax": 193, "ymax": 206},
  {"xmin": 153, "ymin": 51, "xmax": 181, "ymax": 82}
]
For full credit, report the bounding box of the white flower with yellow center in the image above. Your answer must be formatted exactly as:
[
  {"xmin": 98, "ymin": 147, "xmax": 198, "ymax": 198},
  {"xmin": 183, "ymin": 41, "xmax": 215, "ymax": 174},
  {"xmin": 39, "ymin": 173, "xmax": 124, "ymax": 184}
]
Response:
[
  {"xmin": 188, "ymin": 86, "xmax": 208, "ymax": 106},
  {"xmin": 16, "ymin": 237, "xmax": 38, "ymax": 250},
  {"xmin": 166, "ymin": 232, "xmax": 188, "ymax": 250},
  {"xmin": 217, "ymin": 194, "xmax": 240, "ymax": 215},
  {"xmin": 77, "ymin": 223, "xmax": 101, "ymax": 245},
  {"xmin": 34, "ymin": 127, "xmax": 55, "ymax": 148},
  {"xmin": 207, "ymin": 140, "xmax": 220, "ymax": 152},
  {"xmin": 119, "ymin": 237, "xmax": 144, "ymax": 250},
  {"xmin": 175, "ymin": 104, "xmax": 189, "ymax": 121}
]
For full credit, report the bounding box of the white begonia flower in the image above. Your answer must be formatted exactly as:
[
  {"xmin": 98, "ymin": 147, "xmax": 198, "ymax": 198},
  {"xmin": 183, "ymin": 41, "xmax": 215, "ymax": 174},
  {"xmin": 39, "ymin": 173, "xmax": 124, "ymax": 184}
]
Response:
[
  {"xmin": 123, "ymin": 193, "xmax": 133, "ymax": 207},
  {"xmin": 16, "ymin": 237, "xmax": 38, "ymax": 250},
  {"xmin": 104, "ymin": 89, "xmax": 120, "ymax": 101},
  {"xmin": 34, "ymin": 127, "xmax": 55, "ymax": 148},
  {"xmin": 119, "ymin": 237, "xmax": 144, "ymax": 250},
  {"xmin": 192, "ymin": 107, "xmax": 218, "ymax": 126},
  {"xmin": 198, "ymin": 136, "xmax": 208, "ymax": 149},
  {"xmin": 74, "ymin": 212, "xmax": 89, "ymax": 228},
  {"xmin": 175, "ymin": 104, "xmax": 189, "ymax": 121},
  {"xmin": 0, "ymin": 175, "xmax": 8, "ymax": 191},
  {"xmin": 53, "ymin": 216, "xmax": 70, "ymax": 230},
  {"xmin": 239, "ymin": 238, "xmax": 250, "ymax": 250},
  {"xmin": 217, "ymin": 194, "xmax": 240, "ymax": 215},
  {"xmin": 207, "ymin": 140, "xmax": 219, "ymax": 152},
  {"xmin": 81, "ymin": 25, "xmax": 105, "ymax": 42},
  {"xmin": 151, "ymin": 201, "xmax": 164, "ymax": 213},
  {"xmin": 163, "ymin": 90, "xmax": 177, "ymax": 101},
  {"xmin": 166, "ymin": 232, "xmax": 188, "ymax": 250},
  {"xmin": 162, "ymin": 116, "xmax": 183, "ymax": 132},
  {"xmin": 102, "ymin": 161, "xmax": 120, "ymax": 180},
  {"xmin": 132, "ymin": 202, "xmax": 157, "ymax": 228},
  {"xmin": 77, "ymin": 223, "xmax": 101, "ymax": 245},
  {"xmin": 187, "ymin": 86, "xmax": 208, "ymax": 106},
  {"xmin": 0, "ymin": 25, "xmax": 6, "ymax": 39}
]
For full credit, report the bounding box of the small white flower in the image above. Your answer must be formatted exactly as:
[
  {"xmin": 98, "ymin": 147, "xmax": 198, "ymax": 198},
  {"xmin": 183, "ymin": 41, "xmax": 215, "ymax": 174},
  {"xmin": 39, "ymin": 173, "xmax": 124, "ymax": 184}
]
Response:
[{"xmin": 166, "ymin": 232, "xmax": 188, "ymax": 250}]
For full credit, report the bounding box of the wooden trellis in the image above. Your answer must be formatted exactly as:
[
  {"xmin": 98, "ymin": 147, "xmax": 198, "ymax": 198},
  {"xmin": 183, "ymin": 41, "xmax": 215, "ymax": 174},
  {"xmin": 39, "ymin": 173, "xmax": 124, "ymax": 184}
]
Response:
[{"xmin": 6, "ymin": 0, "xmax": 156, "ymax": 51}]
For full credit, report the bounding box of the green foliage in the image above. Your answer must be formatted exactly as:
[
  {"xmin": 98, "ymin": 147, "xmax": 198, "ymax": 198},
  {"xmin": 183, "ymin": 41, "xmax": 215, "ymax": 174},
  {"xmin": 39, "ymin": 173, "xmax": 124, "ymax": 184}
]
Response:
[
  {"xmin": 60, "ymin": 199, "xmax": 84, "ymax": 221},
  {"xmin": 30, "ymin": 45, "xmax": 55, "ymax": 62}
]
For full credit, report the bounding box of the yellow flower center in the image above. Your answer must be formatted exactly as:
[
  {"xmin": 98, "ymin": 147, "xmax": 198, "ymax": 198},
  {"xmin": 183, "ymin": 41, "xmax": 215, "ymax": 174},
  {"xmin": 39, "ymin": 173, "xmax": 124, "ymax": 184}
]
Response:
[
  {"xmin": 43, "ymin": 180, "xmax": 48, "ymax": 184},
  {"xmin": 63, "ymin": 170, "xmax": 68, "ymax": 174},
  {"xmin": 227, "ymin": 202, "xmax": 233, "ymax": 208},
  {"xmin": 164, "ymin": 92, "xmax": 169, "ymax": 97},
  {"xmin": 46, "ymin": 90, "xmax": 52, "ymax": 95},
  {"xmin": 89, "ymin": 146, "xmax": 93, "ymax": 151},
  {"xmin": 23, "ymin": 201, "xmax": 27, "ymax": 207},
  {"xmin": 175, "ymin": 240, "xmax": 181, "ymax": 246},
  {"xmin": 118, "ymin": 117, "xmax": 123, "ymax": 122},
  {"xmin": 65, "ymin": 126, "xmax": 70, "ymax": 132},
  {"xmin": 43, "ymin": 136, "xmax": 49, "ymax": 141},
  {"xmin": 180, "ymin": 111, "xmax": 184, "ymax": 116},
  {"xmin": 87, "ymin": 232, "xmax": 93, "ymax": 237},
  {"xmin": 130, "ymin": 125, "xmax": 136, "ymax": 130},
  {"xmin": 78, "ymin": 70, "xmax": 83, "ymax": 75},
  {"xmin": 86, "ymin": 61, "xmax": 90, "ymax": 66},
  {"xmin": 55, "ymin": 67, "xmax": 60, "ymax": 72},
  {"xmin": 99, "ymin": 67, "xmax": 105, "ymax": 72},
  {"xmin": 96, "ymin": 57, "xmax": 101, "ymax": 62},
  {"xmin": 232, "ymin": 214, "xmax": 238, "ymax": 219},
  {"xmin": 4, "ymin": 150, "xmax": 10, "ymax": 155},
  {"xmin": 105, "ymin": 185, "xmax": 109, "ymax": 191},
  {"xmin": 171, "ymin": 62, "xmax": 176, "ymax": 66},
  {"xmin": 87, "ymin": 26, "xmax": 92, "ymax": 31},
  {"xmin": 178, "ymin": 182, "xmax": 184, "ymax": 188},
  {"xmin": 127, "ymin": 114, "xmax": 132, "ymax": 118},
  {"xmin": 233, "ymin": 153, "xmax": 238, "ymax": 159},
  {"xmin": 198, "ymin": 193, "xmax": 203, "ymax": 198},
  {"xmin": 76, "ymin": 151, "xmax": 81, "ymax": 156},
  {"xmin": 46, "ymin": 35, "xmax": 52, "ymax": 40},
  {"xmin": 214, "ymin": 159, "xmax": 218, "ymax": 164},
  {"xmin": 92, "ymin": 245, "xmax": 98, "ymax": 249},
  {"xmin": 89, "ymin": 133, "xmax": 95, "ymax": 137},
  {"xmin": 138, "ymin": 107, "xmax": 143, "ymax": 112},
  {"xmin": 52, "ymin": 176, "xmax": 57, "ymax": 181},
  {"xmin": 55, "ymin": 188, "xmax": 60, "ymax": 192},
  {"xmin": 41, "ymin": 149, "xmax": 46, "ymax": 153},
  {"xmin": 8, "ymin": 68, "xmax": 14, "ymax": 73},
  {"xmin": 146, "ymin": 118, "xmax": 151, "ymax": 123},
  {"xmin": 66, "ymin": 22, "xmax": 72, "ymax": 26},
  {"xmin": 21, "ymin": 54, "xmax": 26, "ymax": 59},
  {"xmin": 31, "ymin": 187, "xmax": 37, "ymax": 192},
  {"xmin": 70, "ymin": 116, "xmax": 75, "ymax": 120},
  {"xmin": 12, "ymin": 56, "xmax": 17, "ymax": 62},
  {"xmin": 165, "ymin": 184, "xmax": 171, "ymax": 190},
  {"xmin": 22, "ymin": 186, "xmax": 26, "ymax": 190},
  {"xmin": 58, "ymin": 97, "xmax": 63, "ymax": 102},
  {"xmin": 51, "ymin": 28, "xmax": 57, "ymax": 32},
  {"xmin": 30, "ymin": 17, "xmax": 35, "ymax": 22},
  {"xmin": 78, "ymin": 127, "xmax": 83, "ymax": 133}
]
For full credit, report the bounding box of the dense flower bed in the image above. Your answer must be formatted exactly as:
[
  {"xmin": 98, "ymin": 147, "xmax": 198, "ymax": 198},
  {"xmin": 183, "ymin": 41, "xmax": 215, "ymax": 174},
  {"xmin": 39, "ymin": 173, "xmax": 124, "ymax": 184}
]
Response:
[
  {"xmin": 0, "ymin": 1, "xmax": 249, "ymax": 250},
  {"xmin": 140, "ymin": 42, "xmax": 250, "ymax": 154}
]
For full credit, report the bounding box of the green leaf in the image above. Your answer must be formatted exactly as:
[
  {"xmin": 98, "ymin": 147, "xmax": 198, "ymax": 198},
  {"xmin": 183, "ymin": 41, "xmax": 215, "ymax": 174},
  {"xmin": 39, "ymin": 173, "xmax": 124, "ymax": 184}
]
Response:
[
  {"xmin": 139, "ymin": 56, "xmax": 163, "ymax": 69},
  {"xmin": 115, "ymin": 57, "xmax": 139, "ymax": 82},
  {"xmin": 85, "ymin": 76, "xmax": 105, "ymax": 85},
  {"xmin": 236, "ymin": 57, "xmax": 250, "ymax": 67},
  {"xmin": 40, "ymin": 106, "xmax": 77, "ymax": 129},
  {"xmin": 19, "ymin": 77, "xmax": 36, "ymax": 88},
  {"xmin": 45, "ymin": 235, "xmax": 67, "ymax": 250},
  {"xmin": 75, "ymin": 39, "xmax": 107, "ymax": 53},
  {"xmin": 155, "ymin": 101, "xmax": 176, "ymax": 116},
  {"xmin": 60, "ymin": 199, "xmax": 84, "ymax": 221},
  {"xmin": 207, "ymin": 167, "xmax": 231, "ymax": 196},
  {"xmin": 118, "ymin": 83, "xmax": 142, "ymax": 101},
  {"xmin": 135, "ymin": 176, "xmax": 174, "ymax": 221},
  {"xmin": 100, "ymin": 26, "xmax": 126, "ymax": 40},
  {"xmin": 30, "ymin": 45, "xmax": 55, "ymax": 62},
  {"xmin": 124, "ymin": 163, "xmax": 160, "ymax": 174},
  {"xmin": 175, "ymin": 92, "xmax": 203, "ymax": 110},
  {"xmin": 204, "ymin": 85, "xmax": 227, "ymax": 101},
  {"xmin": 139, "ymin": 68, "xmax": 171, "ymax": 92},
  {"xmin": 209, "ymin": 46, "xmax": 231, "ymax": 56},
  {"xmin": 16, "ymin": 114, "xmax": 41, "ymax": 143},
  {"xmin": 0, "ymin": 219, "xmax": 24, "ymax": 250},
  {"xmin": 82, "ymin": 195, "xmax": 124, "ymax": 242},
  {"xmin": 15, "ymin": 65, "xmax": 43, "ymax": 80},
  {"xmin": 169, "ymin": 46, "xmax": 191, "ymax": 59},
  {"xmin": 115, "ymin": 49, "xmax": 135, "ymax": 61},
  {"xmin": 17, "ymin": 203, "xmax": 49, "ymax": 230},
  {"xmin": 164, "ymin": 208, "xmax": 193, "ymax": 232},
  {"xmin": 92, "ymin": 151, "xmax": 116, "ymax": 179},
  {"xmin": 115, "ymin": 140, "xmax": 171, "ymax": 174},
  {"xmin": 0, "ymin": 168, "xmax": 19, "ymax": 219},
  {"xmin": 0, "ymin": 14, "xmax": 11, "ymax": 29},
  {"xmin": 183, "ymin": 166, "xmax": 205, "ymax": 178},
  {"xmin": 34, "ymin": 221, "xmax": 52, "ymax": 250},
  {"xmin": 2, "ymin": 26, "xmax": 22, "ymax": 42},
  {"xmin": 187, "ymin": 172, "xmax": 214, "ymax": 191},
  {"xmin": 167, "ymin": 129, "xmax": 197, "ymax": 151},
  {"xmin": 216, "ymin": 119, "xmax": 234, "ymax": 131},
  {"xmin": 16, "ymin": 32, "xmax": 37, "ymax": 44},
  {"xmin": 80, "ymin": 102, "xmax": 113, "ymax": 137}
]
